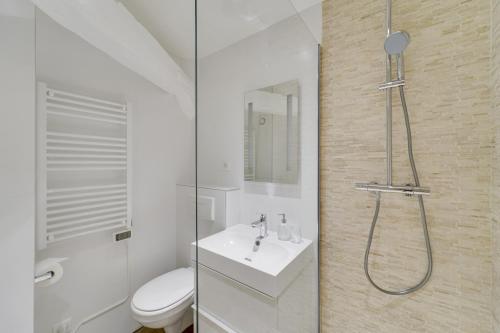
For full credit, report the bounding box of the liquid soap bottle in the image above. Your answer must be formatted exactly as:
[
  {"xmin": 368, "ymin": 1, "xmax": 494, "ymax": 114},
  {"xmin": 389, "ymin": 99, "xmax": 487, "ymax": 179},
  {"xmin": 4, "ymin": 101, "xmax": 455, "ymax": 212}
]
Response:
[{"xmin": 277, "ymin": 213, "xmax": 291, "ymax": 241}]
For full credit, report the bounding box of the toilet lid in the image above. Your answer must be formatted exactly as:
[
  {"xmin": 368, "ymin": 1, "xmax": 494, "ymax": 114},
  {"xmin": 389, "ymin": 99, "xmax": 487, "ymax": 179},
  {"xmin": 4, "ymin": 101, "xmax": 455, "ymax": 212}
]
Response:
[{"xmin": 132, "ymin": 267, "xmax": 194, "ymax": 312}]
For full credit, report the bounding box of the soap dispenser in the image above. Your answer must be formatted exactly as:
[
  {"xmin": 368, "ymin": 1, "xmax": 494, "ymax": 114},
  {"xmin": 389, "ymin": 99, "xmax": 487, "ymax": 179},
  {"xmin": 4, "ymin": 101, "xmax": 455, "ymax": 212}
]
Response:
[{"xmin": 277, "ymin": 213, "xmax": 291, "ymax": 241}]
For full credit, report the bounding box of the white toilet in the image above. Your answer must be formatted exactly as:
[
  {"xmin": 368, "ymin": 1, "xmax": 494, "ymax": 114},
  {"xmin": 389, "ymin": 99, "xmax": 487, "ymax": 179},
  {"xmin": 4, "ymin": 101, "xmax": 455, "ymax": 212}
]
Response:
[{"xmin": 131, "ymin": 267, "xmax": 194, "ymax": 333}]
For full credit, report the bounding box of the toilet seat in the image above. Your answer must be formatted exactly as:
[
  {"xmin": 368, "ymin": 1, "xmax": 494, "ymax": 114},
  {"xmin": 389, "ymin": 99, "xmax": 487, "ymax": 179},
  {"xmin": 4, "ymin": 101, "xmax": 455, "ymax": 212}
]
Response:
[
  {"xmin": 132, "ymin": 267, "xmax": 194, "ymax": 312},
  {"xmin": 131, "ymin": 267, "xmax": 194, "ymax": 331}
]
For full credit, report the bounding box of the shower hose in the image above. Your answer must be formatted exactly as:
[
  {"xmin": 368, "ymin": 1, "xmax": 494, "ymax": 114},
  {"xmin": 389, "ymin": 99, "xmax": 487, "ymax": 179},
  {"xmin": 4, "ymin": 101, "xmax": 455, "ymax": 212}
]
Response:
[{"xmin": 364, "ymin": 86, "xmax": 433, "ymax": 295}]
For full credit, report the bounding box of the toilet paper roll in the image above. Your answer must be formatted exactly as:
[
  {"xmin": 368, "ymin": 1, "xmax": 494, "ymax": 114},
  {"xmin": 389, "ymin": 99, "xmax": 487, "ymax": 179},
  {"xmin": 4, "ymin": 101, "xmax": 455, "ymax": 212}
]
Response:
[{"xmin": 35, "ymin": 257, "xmax": 67, "ymax": 287}]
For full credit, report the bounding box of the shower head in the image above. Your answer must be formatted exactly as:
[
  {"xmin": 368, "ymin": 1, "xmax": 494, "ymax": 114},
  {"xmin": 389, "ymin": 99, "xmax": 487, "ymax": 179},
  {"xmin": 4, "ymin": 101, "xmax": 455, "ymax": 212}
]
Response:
[{"xmin": 384, "ymin": 31, "xmax": 410, "ymax": 55}]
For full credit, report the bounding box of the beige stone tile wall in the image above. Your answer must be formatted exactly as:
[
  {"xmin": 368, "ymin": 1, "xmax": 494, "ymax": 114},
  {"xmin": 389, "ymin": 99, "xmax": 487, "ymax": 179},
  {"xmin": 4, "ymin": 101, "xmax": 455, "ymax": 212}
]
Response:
[
  {"xmin": 320, "ymin": 0, "xmax": 494, "ymax": 332},
  {"xmin": 493, "ymin": 0, "xmax": 500, "ymax": 330}
]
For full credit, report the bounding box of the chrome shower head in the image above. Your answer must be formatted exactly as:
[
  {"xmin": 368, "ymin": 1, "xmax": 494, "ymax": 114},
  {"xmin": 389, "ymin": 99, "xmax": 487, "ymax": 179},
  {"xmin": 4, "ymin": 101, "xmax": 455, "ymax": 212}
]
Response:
[{"xmin": 384, "ymin": 31, "xmax": 410, "ymax": 55}]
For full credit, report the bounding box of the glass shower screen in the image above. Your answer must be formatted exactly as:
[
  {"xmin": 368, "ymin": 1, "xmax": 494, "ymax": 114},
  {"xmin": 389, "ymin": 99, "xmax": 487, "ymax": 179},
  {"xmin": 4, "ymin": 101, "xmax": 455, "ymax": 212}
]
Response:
[{"xmin": 195, "ymin": 1, "xmax": 320, "ymax": 332}]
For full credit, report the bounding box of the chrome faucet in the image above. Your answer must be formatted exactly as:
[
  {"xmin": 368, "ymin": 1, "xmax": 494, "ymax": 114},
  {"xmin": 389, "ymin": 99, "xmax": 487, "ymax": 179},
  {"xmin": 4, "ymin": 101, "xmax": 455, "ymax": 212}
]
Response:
[
  {"xmin": 251, "ymin": 213, "xmax": 268, "ymax": 238},
  {"xmin": 251, "ymin": 214, "xmax": 267, "ymax": 252}
]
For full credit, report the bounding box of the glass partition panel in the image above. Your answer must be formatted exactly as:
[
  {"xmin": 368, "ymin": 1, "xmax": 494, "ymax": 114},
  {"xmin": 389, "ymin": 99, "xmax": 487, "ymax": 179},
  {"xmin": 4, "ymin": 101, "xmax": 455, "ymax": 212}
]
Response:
[
  {"xmin": 195, "ymin": 1, "xmax": 320, "ymax": 332},
  {"xmin": 33, "ymin": 2, "xmax": 196, "ymax": 333}
]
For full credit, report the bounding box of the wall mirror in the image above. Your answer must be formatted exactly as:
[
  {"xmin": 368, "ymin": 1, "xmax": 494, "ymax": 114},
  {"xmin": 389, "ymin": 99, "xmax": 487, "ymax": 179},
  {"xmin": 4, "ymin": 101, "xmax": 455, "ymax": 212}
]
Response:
[{"xmin": 244, "ymin": 80, "xmax": 300, "ymax": 185}]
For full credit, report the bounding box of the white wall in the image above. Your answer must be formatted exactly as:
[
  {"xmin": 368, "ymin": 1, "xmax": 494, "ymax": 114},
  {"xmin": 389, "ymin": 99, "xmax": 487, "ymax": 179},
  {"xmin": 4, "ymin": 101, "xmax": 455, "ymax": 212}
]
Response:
[
  {"xmin": 34, "ymin": 11, "xmax": 194, "ymax": 333},
  {"xmin": 198, "ymin": 14, "xmax": 319, "ymax": 240},
  {"xmin": 0, "ymin": 3, "xmax": 35, "ymax": 332}
]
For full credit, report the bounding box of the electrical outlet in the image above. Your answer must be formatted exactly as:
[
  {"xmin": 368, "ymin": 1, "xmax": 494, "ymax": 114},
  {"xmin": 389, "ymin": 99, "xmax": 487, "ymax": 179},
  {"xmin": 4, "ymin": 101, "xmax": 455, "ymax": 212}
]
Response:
[{"xmin": 53, "ymin": 318, "xmax": 71, "ymax": 333}]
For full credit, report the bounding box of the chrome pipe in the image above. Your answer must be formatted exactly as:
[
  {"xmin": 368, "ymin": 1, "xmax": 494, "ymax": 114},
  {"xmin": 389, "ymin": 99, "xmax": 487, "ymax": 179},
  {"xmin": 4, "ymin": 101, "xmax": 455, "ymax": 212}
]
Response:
[
  {"xmin": 386, "ymin": 66, "xmax": 392, "ymax": 185},
  {"xmin": 386, "ymin": 0, "xmax": 392, "ymax": 37},
  {"xmin": 386, "ymin": 0, "xmax": 392, "ymax": 185}
]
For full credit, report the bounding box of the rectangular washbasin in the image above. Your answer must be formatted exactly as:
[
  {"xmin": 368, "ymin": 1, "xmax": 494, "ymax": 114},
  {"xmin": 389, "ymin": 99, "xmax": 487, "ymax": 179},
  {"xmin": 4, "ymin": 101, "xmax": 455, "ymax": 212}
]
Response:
[{"xmin": 191, "ymin": 224, "xmax": 313, "ymax": 297}]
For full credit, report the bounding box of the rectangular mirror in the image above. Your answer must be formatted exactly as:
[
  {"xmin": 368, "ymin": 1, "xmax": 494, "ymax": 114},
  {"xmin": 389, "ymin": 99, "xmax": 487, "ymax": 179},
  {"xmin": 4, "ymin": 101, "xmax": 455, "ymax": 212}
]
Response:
[{"xmin": 244, "ymin": 80, "xmax": 300, "ymax": 184}]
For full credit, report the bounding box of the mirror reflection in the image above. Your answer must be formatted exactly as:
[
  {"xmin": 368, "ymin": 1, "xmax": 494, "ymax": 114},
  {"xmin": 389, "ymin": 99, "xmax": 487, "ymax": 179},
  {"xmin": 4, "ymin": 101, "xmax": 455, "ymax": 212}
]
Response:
[{"xmin": 244, "ymin": 80, "xmax": 300, "ymax": 184}]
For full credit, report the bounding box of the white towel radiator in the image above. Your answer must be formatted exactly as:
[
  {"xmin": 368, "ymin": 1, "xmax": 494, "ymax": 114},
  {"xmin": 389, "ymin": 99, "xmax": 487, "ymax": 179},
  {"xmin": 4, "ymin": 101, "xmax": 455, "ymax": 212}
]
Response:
[{"xmin": 36, "ymin": 82, "xmax": 132, "ymax": 249}]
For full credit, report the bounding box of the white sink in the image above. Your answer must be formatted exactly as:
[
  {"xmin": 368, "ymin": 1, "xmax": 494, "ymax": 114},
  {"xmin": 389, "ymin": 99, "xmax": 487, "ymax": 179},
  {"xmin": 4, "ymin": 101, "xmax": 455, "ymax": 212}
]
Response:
[{"xmin": 192, "ymin": 224, "xmax": 313, "ymax": 297}]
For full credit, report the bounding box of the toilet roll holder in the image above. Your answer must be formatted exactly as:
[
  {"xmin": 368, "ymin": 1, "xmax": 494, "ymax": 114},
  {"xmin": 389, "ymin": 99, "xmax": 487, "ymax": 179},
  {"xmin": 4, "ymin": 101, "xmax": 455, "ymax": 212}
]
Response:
[
  {"xmin": 34, "ymin": 257, "xmax": 67, "ymax": 286},
  {"xmin": 34, "ymin": 271, "xmax": 54, "ymax": 284}
]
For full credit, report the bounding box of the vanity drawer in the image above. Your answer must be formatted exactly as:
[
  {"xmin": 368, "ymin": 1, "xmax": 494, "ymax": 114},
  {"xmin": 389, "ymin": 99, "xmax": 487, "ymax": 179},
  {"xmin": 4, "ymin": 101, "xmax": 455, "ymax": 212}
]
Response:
[{"xmin": 197, "ymin": 264, "xmax": 279, "ymax": 333}]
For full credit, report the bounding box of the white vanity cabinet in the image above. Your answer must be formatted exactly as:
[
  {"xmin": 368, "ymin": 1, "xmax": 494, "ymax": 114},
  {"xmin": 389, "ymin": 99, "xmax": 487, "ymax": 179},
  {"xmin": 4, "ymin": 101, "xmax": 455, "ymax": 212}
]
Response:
[{"xmin": 194, "ymin": 258, "xmax": 316, "ymax": 333}]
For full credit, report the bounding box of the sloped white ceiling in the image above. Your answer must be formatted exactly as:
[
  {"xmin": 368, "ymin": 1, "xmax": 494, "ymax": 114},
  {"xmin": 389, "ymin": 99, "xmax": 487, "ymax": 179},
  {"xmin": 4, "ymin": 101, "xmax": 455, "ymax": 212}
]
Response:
[
  {"xmin": 30, "ymin": 0, "xmax": 321, "ymax": 118},
  {"xmin": 120, "ymin": 0, "xmax": 322, "ymax": 59},
  {"xmin": 119, "ymin": 0, "xmax": 195, "ymax": 60},
  {"xmin": 32, "ymin": 0, "xmax": 194, "ymax": 118}
]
